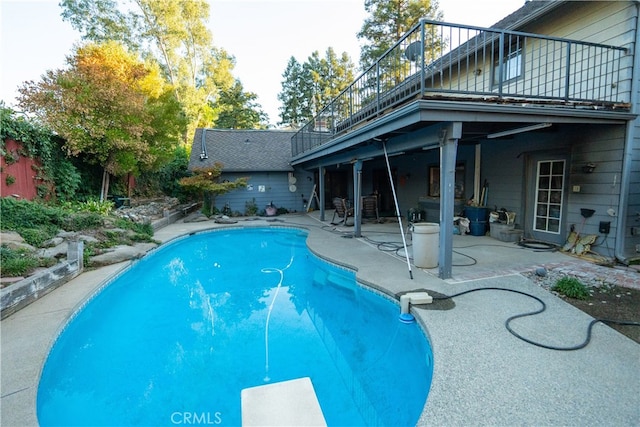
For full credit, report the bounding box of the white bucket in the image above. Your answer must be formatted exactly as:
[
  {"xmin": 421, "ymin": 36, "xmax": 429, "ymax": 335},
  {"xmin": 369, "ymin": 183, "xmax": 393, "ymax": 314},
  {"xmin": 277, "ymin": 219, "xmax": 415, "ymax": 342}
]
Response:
[{"xmin": 411, "ymin": 223, "xmax": 439, "ymax": 268}]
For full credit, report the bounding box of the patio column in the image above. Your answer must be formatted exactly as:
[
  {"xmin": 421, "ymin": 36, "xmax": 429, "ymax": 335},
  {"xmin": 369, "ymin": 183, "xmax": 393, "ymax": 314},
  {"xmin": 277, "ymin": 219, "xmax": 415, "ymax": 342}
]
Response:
[
  {"xmin": 319, "ymin": 166, "xmax": 325, "ymax": 221},
  {"xmin": 353, "ymin": 160, "xmax": 363, "ymax": 237},
  {"xmin": 439, "ymin": 122, "xmax": 462, "ymax": 279}
]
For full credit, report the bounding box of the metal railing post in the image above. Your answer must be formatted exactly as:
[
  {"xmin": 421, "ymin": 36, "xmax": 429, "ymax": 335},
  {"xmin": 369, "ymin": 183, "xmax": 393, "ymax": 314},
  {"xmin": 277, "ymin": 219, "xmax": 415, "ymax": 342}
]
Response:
[
  {"xmin": 421, "ymin": 20, "xmax": 426, "ymax": 97},
  {"xmin": 564, "ymin": 42, "xmax": 572, "ymax": 101},
  {"xmin": 497, "ymin": 31, "xmax": 505, "ymax": 98},
  {"xmin": 376, "ymin": 62, "xmax": 381, "ymax": 115}
]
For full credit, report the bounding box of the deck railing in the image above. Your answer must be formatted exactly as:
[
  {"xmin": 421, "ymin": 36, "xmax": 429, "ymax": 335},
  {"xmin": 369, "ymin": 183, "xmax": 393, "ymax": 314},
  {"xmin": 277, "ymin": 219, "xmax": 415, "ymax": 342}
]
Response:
[{"xmin": 291, "ymin": 19, "xmax": 629, "ymax": 157}]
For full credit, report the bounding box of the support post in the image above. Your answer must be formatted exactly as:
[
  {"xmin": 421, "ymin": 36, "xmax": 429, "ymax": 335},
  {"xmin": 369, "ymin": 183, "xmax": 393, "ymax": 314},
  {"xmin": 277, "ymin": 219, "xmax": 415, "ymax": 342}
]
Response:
[
  {"xmin": 439, "ymin": 122, "xmax": 462, "ymax": 280},
  {"xmin": 319, "ymin": 166, "xmax": 326, "ymax": 221},
  {"xmin": 353, "ymin": 160, "xmax": 363, "ymax": 237}
]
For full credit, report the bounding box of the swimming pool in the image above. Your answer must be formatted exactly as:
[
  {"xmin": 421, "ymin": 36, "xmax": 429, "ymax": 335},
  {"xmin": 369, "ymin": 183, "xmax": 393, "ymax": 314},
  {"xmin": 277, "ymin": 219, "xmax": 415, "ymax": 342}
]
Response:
[{"xmin": 37, "ymin": 227, "xmax": 433, "ymax": 426}]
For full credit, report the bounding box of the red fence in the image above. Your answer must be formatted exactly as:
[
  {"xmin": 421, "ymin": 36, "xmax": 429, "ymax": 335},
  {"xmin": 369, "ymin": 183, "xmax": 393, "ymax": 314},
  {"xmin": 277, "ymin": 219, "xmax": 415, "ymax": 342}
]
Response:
[{"xmin": 1, "ymin": 139, "xmax": 45, "ymax": 200}]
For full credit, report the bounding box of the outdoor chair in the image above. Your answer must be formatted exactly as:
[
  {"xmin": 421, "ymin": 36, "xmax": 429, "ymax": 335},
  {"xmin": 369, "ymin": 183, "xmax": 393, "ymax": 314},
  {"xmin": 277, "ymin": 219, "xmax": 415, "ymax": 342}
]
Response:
[
  {"xmin": 361, "ymin": 195, "xmax": 379, "ymax": 222},
  {"xmin": 331, "ymin": 197, "xmax": 354, "ymax": 226}
]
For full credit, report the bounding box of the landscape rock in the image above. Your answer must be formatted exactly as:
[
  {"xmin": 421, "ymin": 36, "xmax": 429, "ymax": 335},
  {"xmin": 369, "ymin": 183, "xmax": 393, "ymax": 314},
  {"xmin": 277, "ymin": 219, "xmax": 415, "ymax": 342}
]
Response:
[
  {"xmin": 77, "ymin": 234, "xmax": 99, "ymax": 244},
  {"xmin": 0, "ymin": 231, "xmax": 35, "ymax": 251},
  {"xmin": 184, "ymin": 212, "xmax": 210, "ymax": 223},
  {"xmin": 90, "ymin": 243, "xmax": 158, "ymax": 266},
  {"xmin": 42, "ymin": 237, "xmax": 65, "ymax": 248},
  {"xmin": 38, "ymin": 242, "xmax": 69, "ymax": 259}
]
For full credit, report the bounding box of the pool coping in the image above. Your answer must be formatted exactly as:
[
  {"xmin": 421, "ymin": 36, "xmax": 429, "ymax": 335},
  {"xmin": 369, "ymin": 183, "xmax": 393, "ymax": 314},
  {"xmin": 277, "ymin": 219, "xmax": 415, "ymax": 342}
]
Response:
[{"xmin": 2, "ymin": 214, "xmax": 639, "ymax": 426}]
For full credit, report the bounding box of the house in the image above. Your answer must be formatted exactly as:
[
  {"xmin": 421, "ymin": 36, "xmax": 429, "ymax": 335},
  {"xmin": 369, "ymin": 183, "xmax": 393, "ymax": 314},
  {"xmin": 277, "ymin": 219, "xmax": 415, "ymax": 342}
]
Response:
[
  {"xmin": 289, "ymin": 0, "xmax": 640, "ymax": 278},
  {"xmin": 188, "ymin": 129, "xmax": 315, "ymax": 215}
]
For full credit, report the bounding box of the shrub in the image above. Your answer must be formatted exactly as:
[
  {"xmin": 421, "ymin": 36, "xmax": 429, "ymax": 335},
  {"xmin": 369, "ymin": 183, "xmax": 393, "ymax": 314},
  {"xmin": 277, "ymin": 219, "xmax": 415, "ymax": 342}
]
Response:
[
  {"xmin": 552, "ymin": 276, "xmax": 591, "ymax": 300},
  {"xmin": 18, "ymin": 227, "xmax": 58, "ymax": 247},
  {"xmin": 114, "ymin": 218, "xmax": 153, "ymax": 237},
  {"xmin": 0, "ymin": 246, "xmax": 52, "ymax": 277},
  {"xmin": 61, "ymin": 199, "xmax": 114, "ymax": 215},
  {"xmin": 1, "ymin": 197, "xmax": 66, "ymax": 230},
  {"xmin": 64, "ymin": 212, "xmax": 104, "ymax": 231},
  {"xmin": 245, "ymin": 198, "xmax": 258, "ymax": 216}
]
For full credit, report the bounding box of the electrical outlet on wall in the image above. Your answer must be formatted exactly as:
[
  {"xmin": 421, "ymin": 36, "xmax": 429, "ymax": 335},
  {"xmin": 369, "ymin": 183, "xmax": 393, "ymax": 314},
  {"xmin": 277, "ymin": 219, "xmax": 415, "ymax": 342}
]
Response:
[{"xmin": 599, "ymin": 221, "xmax": 611, "ymax": 234}]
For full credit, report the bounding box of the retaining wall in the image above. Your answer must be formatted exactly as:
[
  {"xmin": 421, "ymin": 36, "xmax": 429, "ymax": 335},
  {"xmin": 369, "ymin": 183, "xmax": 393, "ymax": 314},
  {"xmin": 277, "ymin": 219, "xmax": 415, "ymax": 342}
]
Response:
[{"xmin": 1, "ymin": 241, "xmax": 84, "ymax": 319}]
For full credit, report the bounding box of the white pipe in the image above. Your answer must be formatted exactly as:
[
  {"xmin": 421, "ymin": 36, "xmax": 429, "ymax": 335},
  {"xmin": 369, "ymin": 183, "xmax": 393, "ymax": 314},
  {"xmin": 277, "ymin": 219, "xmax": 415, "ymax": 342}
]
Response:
[{"xmin": 382, "ymin": 141, "xmax": 413, "ymax": 279}]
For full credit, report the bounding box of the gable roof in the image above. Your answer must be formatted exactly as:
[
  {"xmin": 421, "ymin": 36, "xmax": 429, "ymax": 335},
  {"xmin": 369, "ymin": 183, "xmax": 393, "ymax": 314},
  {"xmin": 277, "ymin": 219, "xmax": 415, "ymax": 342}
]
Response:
[
  {"xmin": 490, "ymin": 0, "xmax": 563, "ymax": 30},
  {"xmin": 189, "ymin": 128, "xmax": 296, "ymax": 172}
]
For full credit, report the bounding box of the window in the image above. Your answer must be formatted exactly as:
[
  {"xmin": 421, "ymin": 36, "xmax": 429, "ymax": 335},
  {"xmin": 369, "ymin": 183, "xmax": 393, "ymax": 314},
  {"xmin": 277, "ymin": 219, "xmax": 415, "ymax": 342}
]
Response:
[
  {"xmin": 493, "ymin": 36, "xmax": 524, "ymax": 86},
  {"xmin": 428, "ymin": 164, "xmax": 465, "ymax": 198},
  {"xmin": 533, "ymin": 160, "xmax": 565, "ymax": 234}
]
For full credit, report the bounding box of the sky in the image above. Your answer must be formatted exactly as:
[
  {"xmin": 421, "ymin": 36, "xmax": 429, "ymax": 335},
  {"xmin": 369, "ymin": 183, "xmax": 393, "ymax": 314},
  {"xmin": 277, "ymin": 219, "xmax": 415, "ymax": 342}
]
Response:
[{"xmin": 0, "ymin": 0, "xmax": 523, "ymax": 127}]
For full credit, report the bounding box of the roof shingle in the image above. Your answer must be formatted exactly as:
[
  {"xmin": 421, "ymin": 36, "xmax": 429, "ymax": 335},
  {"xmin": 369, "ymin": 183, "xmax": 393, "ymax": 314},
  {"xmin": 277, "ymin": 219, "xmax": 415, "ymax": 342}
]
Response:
[{"xmin": 189, "ymin": 129, "xmax": 295, "ymax": 172}]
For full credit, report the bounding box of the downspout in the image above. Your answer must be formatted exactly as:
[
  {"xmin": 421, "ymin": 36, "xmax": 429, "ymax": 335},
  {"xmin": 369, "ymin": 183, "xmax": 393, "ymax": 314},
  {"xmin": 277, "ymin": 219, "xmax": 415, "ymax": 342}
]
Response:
[{"xmin": 615, "ymin": 1, "xmax": 640, "ymax": 264}]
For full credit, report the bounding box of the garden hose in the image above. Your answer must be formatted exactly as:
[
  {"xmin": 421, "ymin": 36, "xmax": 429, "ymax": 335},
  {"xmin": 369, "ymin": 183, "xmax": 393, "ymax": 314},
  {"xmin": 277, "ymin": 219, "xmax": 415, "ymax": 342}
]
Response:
[{"xmin": 431, "ymin": 287, "xmax": 640, "ymax": 351}]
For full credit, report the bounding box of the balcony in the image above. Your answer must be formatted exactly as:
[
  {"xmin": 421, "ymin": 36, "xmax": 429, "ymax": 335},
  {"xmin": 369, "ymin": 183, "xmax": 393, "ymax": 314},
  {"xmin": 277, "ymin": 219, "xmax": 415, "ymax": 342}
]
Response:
[{"xmin": 291, "ymin": 19, "xmax": 629, "ymax": 157}]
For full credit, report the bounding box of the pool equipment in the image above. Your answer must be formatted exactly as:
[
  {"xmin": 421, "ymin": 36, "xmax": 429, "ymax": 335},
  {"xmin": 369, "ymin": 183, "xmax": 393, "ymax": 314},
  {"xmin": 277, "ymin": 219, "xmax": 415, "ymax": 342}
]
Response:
[
  {"xmin": 382, "ymin": 140, "xmax": 413, "ymax": 279},
  {"xmin": 399, "ymin": 291, "xmax": 433, "ymax": 323},
  {"xmin": 261, "ymin": 255, "xmax": 293, "ymax": 382}
]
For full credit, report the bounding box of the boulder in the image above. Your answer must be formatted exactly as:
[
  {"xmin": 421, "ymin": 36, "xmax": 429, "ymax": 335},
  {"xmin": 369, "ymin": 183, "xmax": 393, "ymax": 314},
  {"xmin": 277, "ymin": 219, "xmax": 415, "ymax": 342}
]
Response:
[
  {"xmin": 0, "ymin": 231, "xmax": 35, "ymax": 251},
  {"xmin": 184, "ymin": 212, "xmax": 210, "ymax": 223},
  {"xmin": 38, "ymin": 242, "xmax": 69, "ymax": 259},
  {"xmin": 42, "ymin": 237, "xmax": 65, "ymax": 248},
  {"xmin": 90, "ymin": 243, "xmax": 157, "ymax": 266}
]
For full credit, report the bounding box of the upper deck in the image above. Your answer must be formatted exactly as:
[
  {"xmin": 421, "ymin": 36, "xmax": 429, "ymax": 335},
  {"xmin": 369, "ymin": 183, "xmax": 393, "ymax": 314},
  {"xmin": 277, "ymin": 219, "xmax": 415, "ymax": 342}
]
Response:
[{"xmin": 291, "ymin": 19, "xmax": 630, "ymax": 158}]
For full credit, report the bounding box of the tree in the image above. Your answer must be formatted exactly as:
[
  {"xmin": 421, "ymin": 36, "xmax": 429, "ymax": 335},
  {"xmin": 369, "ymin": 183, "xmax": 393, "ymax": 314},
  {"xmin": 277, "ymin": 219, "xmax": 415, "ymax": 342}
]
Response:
[
  {"xmin": 17, "ymin": 42, "xmax": 185, "ymax": 200},
  {"xmin": 60, "ymin": 0, "xmax": 235, "ymax": 143},
  {"xmin": 304, "ymin": 48, "xmax": 355, "ymax": 121},
  {"xmin": 357, "ymin": 0, "xmax": 443, "ymax": 71},
  {"xmin": 213, "ymin": 80, "xmax": 269, "ymax": 129},
  {"xmin": 178, "ymin": 163, "xmax": 247, "ymax": 215},
  {"xmin": 278, "ymin": 57, "xmax": 310, "ymax": 129},
  {"xmin": 278, "ymin": 50, "xmax": 355, "ymax": 128}
]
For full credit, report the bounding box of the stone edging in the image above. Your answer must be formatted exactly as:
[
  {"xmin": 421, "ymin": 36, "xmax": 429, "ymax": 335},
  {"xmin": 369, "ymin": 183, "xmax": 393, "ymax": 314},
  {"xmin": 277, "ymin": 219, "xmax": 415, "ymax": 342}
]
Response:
[{"xmin": 1, "ymin": 241, "xmax": 84, "ymax": 319}]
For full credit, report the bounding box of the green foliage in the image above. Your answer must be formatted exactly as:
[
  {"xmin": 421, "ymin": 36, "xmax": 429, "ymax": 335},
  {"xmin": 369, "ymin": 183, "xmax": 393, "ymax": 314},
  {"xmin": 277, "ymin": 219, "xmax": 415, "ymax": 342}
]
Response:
[
  {"xmin": 0, "ymin": 198, "xmax": 65, "ymax": 232},
  {"xmin": 18, "ymin": 227, "xmax": 58, "ymax": 247},
  {"xmin": 214, "ymin": 80, "xmax": 269, "ymax": 129},
  {"xmin": 245, "ymin": 198, "xmax": 258, "ymax": 216},
  {"xmin": 278, "ymin": 50, "xmax": 355, "ymax": 128},
  {"xmin": 552, "ymin": 276, "xmax": 591, "ymax": 300},
  {"xmin": 0, "ymin": 247, "xmax": 40, "ymax": 276},
  {"xmin": 64, "ymin": 212, "xmax": 105, "ymax": 231},
  {"xmin": 17, "ymin": 42, "xmax": 177, "ymax": 183},
  {"xmin": 113, "ymin": 217, "xmax": 153, "ymax": 238},
  {"xmin": 0, "ymin": 246, "xmax": 55, "ymax": 277},
  {"xmin": 60, "ymin": 0, "xmax": 235, "ymax": 145},
  {"xmin": 51, "ymin": 157, "xmax": 82, "ymax": 202},
  {"xmin": 134, "ymin": 146, "xmax": 192, "ymax": 201},
  {"xmin": 357, "ymin": 0, "xmax": 443, "ymax": 70},
  {"xmin": 5, "ymin": 175, "xmax": 16, "ymax": 186},
  {"xmin": 61, "ymin": 199, "xmax": 114, "ymax": 215},
  {"xmin": 278, "ymin": 57, "xmax": 309, "ymax": 128},
  {"xmin": 178, "ymin": 163, "xmax": 247, "ymax": 196},
  {"xmin": 1, "ymin": 105, "xmax": 81, "ymax": 201}
]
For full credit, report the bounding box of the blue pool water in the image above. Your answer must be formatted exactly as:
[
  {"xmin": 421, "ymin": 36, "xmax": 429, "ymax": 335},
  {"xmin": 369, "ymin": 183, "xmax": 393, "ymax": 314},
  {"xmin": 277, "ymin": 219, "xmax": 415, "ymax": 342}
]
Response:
[{"xmin": 38, "ymin": 227, "xmax": 433, "ymax": 426}]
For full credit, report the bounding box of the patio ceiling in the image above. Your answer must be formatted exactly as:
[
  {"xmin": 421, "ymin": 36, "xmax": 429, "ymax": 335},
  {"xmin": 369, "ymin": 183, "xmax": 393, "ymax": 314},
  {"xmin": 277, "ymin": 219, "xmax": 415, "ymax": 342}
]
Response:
[{"xmin": 291, "ymin": 99, "xmax": 634, "ymax": 170}]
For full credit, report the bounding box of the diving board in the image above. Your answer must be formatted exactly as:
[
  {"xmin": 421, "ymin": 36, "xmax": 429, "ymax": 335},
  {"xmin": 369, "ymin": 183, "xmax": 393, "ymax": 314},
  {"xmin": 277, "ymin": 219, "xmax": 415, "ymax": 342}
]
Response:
[{"xmin": 241, "ymin": 377, "xmax": 327, "ymax": 426}]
